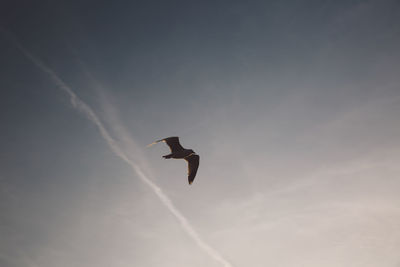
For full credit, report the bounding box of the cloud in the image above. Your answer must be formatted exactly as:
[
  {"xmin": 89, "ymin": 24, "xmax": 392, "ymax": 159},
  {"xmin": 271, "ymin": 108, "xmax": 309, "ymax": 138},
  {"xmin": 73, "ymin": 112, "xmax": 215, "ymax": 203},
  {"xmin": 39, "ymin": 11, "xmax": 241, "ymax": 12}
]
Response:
[{"xmin": 9, "ymin": 34, "xmax": 234, "ymax": 267}]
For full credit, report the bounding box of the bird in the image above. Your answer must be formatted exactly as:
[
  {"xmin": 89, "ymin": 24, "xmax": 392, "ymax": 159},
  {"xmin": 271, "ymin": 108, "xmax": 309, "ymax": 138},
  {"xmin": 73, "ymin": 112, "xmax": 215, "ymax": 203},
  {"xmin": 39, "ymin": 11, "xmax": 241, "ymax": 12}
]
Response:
[{"xmin": 148, "ymin": 136, "xmax": 200, "ymax": 185}]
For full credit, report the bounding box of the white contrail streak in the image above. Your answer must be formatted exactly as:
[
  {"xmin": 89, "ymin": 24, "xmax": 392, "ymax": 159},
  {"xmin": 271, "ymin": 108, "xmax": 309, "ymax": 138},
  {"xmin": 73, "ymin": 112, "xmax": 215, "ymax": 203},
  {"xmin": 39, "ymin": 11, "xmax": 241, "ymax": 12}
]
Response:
[{"xmin": 12, "ymin": 39, "xmax": 234, "ymax": 267}]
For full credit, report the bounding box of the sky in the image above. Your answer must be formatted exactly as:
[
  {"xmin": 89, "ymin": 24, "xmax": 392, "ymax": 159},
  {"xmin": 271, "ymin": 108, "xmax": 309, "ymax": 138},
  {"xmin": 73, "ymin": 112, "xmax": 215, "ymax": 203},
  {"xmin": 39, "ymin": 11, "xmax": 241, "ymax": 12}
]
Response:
[{"xmin": 1, "ymin": 0, "xmax": 400, "ymax": 266}]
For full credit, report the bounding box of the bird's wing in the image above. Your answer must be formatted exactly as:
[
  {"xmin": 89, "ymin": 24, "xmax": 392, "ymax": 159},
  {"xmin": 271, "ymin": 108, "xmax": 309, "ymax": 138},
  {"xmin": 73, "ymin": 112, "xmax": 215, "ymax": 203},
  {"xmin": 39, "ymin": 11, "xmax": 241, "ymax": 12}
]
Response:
[
  {"xmin": 185, "ymin": 154, "xmax": 199, "ymax": 185},
  {"xmin": 157, "ymin": 136, "xmax": 185, "ymax": 152}
]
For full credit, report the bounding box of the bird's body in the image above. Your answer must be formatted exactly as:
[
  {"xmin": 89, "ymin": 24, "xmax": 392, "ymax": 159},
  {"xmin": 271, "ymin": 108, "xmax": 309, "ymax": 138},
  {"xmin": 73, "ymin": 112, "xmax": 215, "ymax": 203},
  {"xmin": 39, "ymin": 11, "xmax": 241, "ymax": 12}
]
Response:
[
  {"xmin": 149, "ymin": 136, "xmax": 200, "ymax": 185},
  {"xmin": 163, "ymin": 149, "xmax": 194, "ymax": 159}
]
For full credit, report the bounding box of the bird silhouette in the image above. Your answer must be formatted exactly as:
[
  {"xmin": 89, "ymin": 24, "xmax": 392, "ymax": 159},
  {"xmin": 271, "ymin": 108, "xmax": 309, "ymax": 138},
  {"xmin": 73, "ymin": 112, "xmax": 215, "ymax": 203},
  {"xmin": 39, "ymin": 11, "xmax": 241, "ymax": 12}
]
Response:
[{"xmin": 148, "ymin": 136, "xmax": 199, "ymax": 185}]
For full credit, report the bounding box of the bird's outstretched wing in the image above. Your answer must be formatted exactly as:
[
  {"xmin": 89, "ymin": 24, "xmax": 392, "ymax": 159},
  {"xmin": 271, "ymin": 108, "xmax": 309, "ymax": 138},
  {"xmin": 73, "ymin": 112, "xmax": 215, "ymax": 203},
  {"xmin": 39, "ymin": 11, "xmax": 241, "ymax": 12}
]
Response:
[
  {"xmin": 157, "ymin": 136, "xmax": 185, "ymax": 152},
  {"xmin": 185, "ymin": 154, "xmax": 200, "ymax": 185}
]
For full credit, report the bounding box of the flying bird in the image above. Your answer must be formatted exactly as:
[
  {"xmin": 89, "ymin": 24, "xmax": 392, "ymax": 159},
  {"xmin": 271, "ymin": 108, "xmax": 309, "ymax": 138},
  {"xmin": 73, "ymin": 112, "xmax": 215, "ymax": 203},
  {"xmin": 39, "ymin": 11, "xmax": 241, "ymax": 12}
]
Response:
[{"xmin": 148, "ymin": 136, "xmax": 200, "ymax": 185}]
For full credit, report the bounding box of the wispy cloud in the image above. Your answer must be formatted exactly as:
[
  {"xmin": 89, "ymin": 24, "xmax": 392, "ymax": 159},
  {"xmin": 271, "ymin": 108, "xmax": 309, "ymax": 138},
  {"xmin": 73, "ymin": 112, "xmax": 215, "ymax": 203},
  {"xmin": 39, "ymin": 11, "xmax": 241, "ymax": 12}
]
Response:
[{"xmin": 9, "ymin": 35, "xmax": 234, "ymax": 267}]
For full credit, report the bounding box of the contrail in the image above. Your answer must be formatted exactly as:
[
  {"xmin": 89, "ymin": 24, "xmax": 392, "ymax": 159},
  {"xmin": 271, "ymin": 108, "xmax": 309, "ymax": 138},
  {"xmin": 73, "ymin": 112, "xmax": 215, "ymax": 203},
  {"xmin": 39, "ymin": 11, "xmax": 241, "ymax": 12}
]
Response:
[{"xmin": 10, "ymin": 37, "xmax": 234, "ymax": 267}]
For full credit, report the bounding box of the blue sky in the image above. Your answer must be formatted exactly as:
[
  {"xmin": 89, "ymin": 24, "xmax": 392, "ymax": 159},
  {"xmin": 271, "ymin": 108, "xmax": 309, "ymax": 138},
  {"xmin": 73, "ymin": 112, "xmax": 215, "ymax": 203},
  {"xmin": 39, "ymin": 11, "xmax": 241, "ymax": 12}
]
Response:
[{"xmin": 1, "ymin": 0, "xmax": 400, "ymax": 266}]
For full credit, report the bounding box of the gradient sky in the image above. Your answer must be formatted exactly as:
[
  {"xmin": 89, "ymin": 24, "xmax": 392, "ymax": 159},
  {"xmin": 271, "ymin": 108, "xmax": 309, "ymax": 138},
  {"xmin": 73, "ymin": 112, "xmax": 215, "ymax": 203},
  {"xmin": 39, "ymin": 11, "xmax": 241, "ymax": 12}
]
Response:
[{"xmin": 1, "ymin": 0, "xmax": 400, "ymax": 266}]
